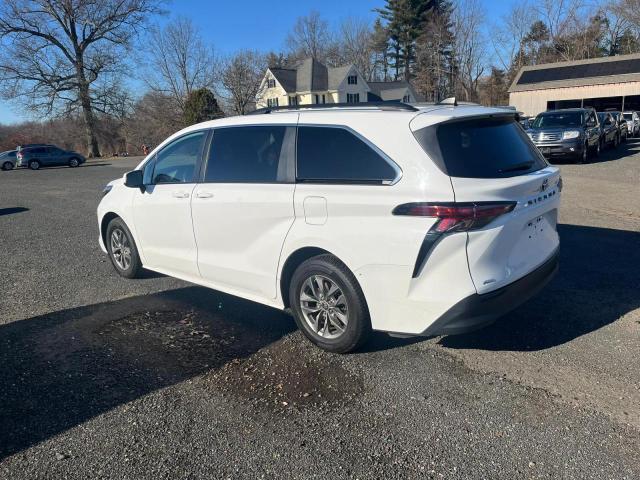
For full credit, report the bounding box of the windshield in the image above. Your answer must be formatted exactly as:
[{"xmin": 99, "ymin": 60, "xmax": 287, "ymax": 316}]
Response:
[
  {"xmin": 623, "ymin": 113, "xmax": 633, "ymax": 120},
  {"xmin": 532, "ymin": 112, "xmax": 582, "ymax": 128},
  {"xmin": 413, "ymin": 116, "xmax": 547, "ymax": 179}
]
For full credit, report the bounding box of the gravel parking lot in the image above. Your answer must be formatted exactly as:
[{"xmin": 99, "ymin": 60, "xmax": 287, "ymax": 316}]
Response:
[{"xmin": 1, "ymin": 141, "xmax": 639, "ymax": 479}]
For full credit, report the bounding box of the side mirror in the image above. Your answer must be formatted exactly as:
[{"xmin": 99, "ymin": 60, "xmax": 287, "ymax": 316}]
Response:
[{"xmin": 124, "ymin": 170, "xmax": 144, "ymax": 189}]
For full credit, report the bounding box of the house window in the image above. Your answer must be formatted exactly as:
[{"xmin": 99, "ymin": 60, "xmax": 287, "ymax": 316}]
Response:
[
  {"xmin": 267, "ymin": 98, "xmax": 279, "ymax": 108},
  {"xmin": 314, "ymin": 94, "xmax": 319, "ymax": 104},
  {"xmin": 289, "ymin": 96, "xmax": 298, "ymax": 106},
  {"xmin": 347, "ymin": 93, "xmax": 360, "ymax": 103},
  {"xmin": 267, "ymin": 79, "xmax": 276, "ymax": 88},
  {"xmin": 322, "ymin": 94, "xmax": 326, "ymax": 104},
  {"xmin": 403, "ymin": 94, "xmax": 410, "ymax": 103},
  {"xmin": 347, "ymin": 75, "xmax": 358, "ymax": 85}
]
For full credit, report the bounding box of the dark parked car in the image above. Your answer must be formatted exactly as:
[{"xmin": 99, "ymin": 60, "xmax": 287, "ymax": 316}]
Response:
[
  {"xmin": 1, "ymin": 150, "xmax": 17, "ymax": 170},
  {"xmin": 527, "ymin": 108, "xmax": 601, "ymax": 163},
  {"xmin": 17, "ymin": 145, "xmax": 85, "ymax": 170},
  {"xmin": 607, "ymin": 111, "xmax": 628, "ymax": 142},
  {"xmin": 597, "ymin": 112, "xmax": 619, "ymax": 149}
]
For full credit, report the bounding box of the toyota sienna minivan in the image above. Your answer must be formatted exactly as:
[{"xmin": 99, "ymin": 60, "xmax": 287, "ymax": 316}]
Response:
[{"xmin": 97, "ymin": 102, "xmax": 561, "ymax": 353}]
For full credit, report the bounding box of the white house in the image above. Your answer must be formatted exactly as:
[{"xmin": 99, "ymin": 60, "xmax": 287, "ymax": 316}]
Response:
[{"xmin": 256, "ymin": 58, "xmax": 420, "ymax": 108}]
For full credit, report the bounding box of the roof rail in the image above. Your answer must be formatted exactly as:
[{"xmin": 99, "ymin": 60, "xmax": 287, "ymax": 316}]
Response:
[{"xmin": 248, "ymin": 101, "xmax": 419, "ymax": 115}]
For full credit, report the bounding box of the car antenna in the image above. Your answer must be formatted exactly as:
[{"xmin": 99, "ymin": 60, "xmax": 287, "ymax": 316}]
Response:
[{"xmin": 437, "ymin": 97, "xmax": 458, "ymax": 107}]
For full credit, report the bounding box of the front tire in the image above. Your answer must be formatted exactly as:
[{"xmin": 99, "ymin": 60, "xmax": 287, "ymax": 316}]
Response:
[
  {"xmin": 68, "ymin": 157, "xmax": 80, "ymax": 167},
  {"xmin": 289, "ymin": 254, "xmax": 371, "ymax": 353},
  {"xmin": 106, "ymin": 218, "xmax": 143, "ymax": 279},
  {"xmin": 29, "ymin": 160, "xmax": 40, "ymax": 170}
]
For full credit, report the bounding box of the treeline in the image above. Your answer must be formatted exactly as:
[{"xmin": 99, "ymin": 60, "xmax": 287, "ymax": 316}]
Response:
[{"xmin": 1, "ymin": 0, "xmax": 639, "ymax": 156}]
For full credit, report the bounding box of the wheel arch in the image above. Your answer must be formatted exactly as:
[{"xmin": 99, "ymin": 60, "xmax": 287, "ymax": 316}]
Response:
[
  {"xmin": 279, "ymin": 247, "xmax": 339, "ymax": 309},
  {"xmin": 100, "ymin": 211, "xmax": 121, "ymax": 247}
]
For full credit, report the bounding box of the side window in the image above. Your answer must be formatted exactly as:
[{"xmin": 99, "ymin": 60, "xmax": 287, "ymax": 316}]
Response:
[
  {"xmin": 152, "ymin": 131, "xmax": 205, "ymax": 184},
  {"xmin": 296, "ymin": 127, "xmax": 397, "ymax": 184},
  {"xmin": 205, "ymin": 126, "xmax": 293, "ymax": 183}
]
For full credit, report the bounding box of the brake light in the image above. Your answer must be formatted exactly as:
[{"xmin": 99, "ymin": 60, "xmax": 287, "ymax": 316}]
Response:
[{"xmin": 392, "ymin": 202, "xmax": 516, "ymax": 232}]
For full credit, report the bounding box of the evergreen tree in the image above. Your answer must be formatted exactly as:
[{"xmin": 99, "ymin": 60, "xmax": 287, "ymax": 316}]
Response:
[{"xmin": 183, "ymin": 88, "xmax": 224, "ymax": 126}]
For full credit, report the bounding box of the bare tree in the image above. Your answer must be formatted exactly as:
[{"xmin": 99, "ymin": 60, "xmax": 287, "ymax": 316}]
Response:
[
  {"xmin": 220, "ymin": 50, "xmax": 266, "ymax": 115},
  {"xmin": 613, "ymin": 0, "xmax": 640, "ymax": 28},
  {"xmin": 491, "ymin": 0, "xmax": 536, "ymax": 74},
  {"xmin": 286, "ymin": 11, "xmax": 333, "ymax": 62},
  {"xmin": 0, "ymin": 0, "xmax": 160, "ymax": 157},
  {"xmin": 452, "ymin": 0, "xmax": 486, "ymax": 101},
  {"xmin": 145, "ymin": 17, "xmax": 218, "ymax": 115},
  {"xmin": 336, "ymin": 17, "xmax": 375, "ymax": 79}
]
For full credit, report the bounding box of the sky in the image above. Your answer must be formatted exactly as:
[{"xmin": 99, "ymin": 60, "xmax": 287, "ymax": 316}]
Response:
[{"xmin": 0, "ymin": 0, "xmax": 512, "ymax": 124}]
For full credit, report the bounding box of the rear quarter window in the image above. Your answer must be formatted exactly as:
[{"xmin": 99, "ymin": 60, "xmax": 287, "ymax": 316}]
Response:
[{"xmin": 413, "ymin": 116, "xmax": 548, "ymax": 179}]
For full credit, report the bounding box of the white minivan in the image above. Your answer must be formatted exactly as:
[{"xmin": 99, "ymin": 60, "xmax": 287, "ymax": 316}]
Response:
[{"xmin": 97, "ymin": 102, "xmax": 561, "ymax": 353}]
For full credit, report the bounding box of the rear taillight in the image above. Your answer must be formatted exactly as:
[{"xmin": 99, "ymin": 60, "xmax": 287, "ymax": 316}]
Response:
[
  {"xmin": 395, "ymin": 201, "xmax": 517, "ymax": 278},
  {"xmin": 393, "ymin": 202, "xmax": 516, "ymax": 233}
]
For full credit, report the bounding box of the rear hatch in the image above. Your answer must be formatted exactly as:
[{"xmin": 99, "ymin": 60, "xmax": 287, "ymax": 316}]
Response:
[{"xmin": 412, "ymin": 114, "xmax": 561, "ymax": 294}]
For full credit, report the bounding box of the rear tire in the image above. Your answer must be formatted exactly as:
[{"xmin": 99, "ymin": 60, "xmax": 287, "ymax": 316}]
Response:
[
  {"xmin": 2, "ymin": 161, "xmax": 13, "ymax": 171},
  {"xmin": 106, "ymin": 217, "xmax": 143, "ymax": 279},
  {"xmin": 289, "ymin": 254, "xmax": 371, "ymax": 353},
  {"xmin": 28, "ymin": 160, "xmax": 40, "ymax": 170}
]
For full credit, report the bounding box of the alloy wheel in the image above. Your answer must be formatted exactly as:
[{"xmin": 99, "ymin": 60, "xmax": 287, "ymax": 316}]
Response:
[
  {"xmin": 110, "ymin": 228, "xmax": 132, "ymax": 270},
  {"xmin": 299, "ymin": 275, "xmax": 349, "ymax": 339}
]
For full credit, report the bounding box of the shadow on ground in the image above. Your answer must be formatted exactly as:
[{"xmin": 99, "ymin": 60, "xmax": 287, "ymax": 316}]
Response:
[
  {"xmin": 0, "ymin": 287, "xmax": 295, "ymax": 460},
  {"xmin": 439, "ymin": 223, "xmax": 640, "ymax": 351},
  {"xmin": 0, "ymin": 207, "xmax": 29, "ymax": 217}
]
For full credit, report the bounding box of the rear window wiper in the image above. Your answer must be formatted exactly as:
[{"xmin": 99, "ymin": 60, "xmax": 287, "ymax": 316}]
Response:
[{"xmin": 498, "ymin": 161, "xmax": 534, "ymax": 173}]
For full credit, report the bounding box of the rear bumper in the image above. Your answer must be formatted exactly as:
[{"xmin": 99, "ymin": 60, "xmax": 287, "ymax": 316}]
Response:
[{"xmin": 421, "ymin": 249, "xmax": 559, "ymax": 336}]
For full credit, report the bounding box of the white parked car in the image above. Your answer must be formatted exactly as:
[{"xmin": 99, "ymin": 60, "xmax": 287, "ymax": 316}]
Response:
[
  {"xmin": 97, "ymin": 102, "xmax": 561, "ymax": 353},
  {"xmin": 623, "ymin": 111, "xmax": 639, "ymax": 137}
]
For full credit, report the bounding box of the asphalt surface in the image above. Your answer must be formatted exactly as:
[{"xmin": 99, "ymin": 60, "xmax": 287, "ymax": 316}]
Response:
[{"xmin": 0, "ymin": 141, "xmax": 639, "ymax": 479}]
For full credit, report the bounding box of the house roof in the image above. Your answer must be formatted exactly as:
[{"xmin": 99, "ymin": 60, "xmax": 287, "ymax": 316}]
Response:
[
  {"xmin": 266, "ymin": 59, "xmax": 420, "ymax": 100},
  {"xmin": 509, "ymin": 53, "xmax": 640, "ymax": 92},
  {"xmin": 269, "ymin": 68, "xmax": 297, "ymax": 93},
  {"xmin": 328, "ymin": 65, "xmax": 353, "ymax": 89},
  {"xmin": 296, "ymin": 58, "xmax": 328, "ymax": 91}
]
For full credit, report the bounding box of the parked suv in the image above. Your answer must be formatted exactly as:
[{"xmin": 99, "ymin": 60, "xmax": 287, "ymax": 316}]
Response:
[
  {"xmin": 597, "ymin": 112, "xmax": 619, "ymax": 148},
  {"xmin": 17, "ymin": 145, "xmax": 85, "ymax": 170},
  {"xmin": 608, "ymin": 111, "xmax": 629, "ymax": 142},
  {"xmin": 97, "ymin": 103, "xmax": 561, "ymax": 353},
  {"xmin": 1, "ymin": 150, "xmax": 17, "ymax": 170},
  {"xmin": 623, "ymin": 111, "xmax": 639, "ymax": 138},
  {"xmin": 527, "ymin": 108, "xmax": 601, "ymax": 163}
]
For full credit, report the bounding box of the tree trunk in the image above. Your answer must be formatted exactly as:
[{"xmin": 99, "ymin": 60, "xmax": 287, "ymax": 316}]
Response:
[
  {"xmin": 78, "ymin": 81, "xmax": 100, "ymax": 157},
  {"xmin": 74, "ymin": 58, "xmax": 100, "ymax": 158}
]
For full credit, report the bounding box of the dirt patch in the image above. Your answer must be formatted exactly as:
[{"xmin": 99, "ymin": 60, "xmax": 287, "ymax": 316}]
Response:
[
  {"xmin": 206, "ymin": 334, "xmax": 363, "ymax": 411},
  {"xmin": 94, "ymin": 308, "xmax": 286, "ymax": 379}
]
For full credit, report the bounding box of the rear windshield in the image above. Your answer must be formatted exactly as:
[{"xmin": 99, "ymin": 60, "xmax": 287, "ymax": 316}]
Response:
[
  {"xmin": 413, "ymin": 116, "xmax": 547, "ymax": 179},
  {"xmin": 623, "ymin": 113, "xmax": 633, "ymax": 120},
  {"xmin": 532, "ymin": 112, "xmax": 582, "ymax": 128}
]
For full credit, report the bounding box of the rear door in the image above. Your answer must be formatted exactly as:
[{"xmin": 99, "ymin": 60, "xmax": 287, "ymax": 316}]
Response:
[
  {"xmin": 413, "ymin": 115, "xmax": 560, "ymax": 294},
  {"xmin": 191, "ymin": 119, "xmax": 297, "ymax": 300}
]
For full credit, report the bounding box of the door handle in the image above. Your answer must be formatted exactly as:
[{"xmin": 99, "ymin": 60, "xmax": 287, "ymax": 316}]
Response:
[
  {"xmin": 172, "ymin": 191, "xmax": 190, "ymax": 198},
  {"xmin": 196, "ymin": 191, "xmax": 213, "ymax": 199}
]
